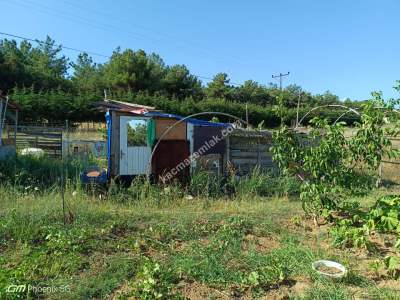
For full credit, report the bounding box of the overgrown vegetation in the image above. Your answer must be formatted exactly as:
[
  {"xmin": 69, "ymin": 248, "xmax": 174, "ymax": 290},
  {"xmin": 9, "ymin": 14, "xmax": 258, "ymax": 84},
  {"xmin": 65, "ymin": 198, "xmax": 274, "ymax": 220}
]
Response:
[
  {"xmin": 271, "ymin": 86, "xmax": 400, "ymax": 283},
  {"xmin": 2, "ymin": 182, "xmax": 400, "ymax": 299},
  {"xmin": 0, "ymin": 152, "xmax": 399, "ymax": 299},
  {"xmin": 272, "ymin": 91, "xmax": 400, "ymax": 219},
  {"xmin": 1, "ymin": 38, "xmax": 400, "ymax": 296},
  {"xmin": 0, "ymin": 155, "xmax": 93, "ymax": 190}
]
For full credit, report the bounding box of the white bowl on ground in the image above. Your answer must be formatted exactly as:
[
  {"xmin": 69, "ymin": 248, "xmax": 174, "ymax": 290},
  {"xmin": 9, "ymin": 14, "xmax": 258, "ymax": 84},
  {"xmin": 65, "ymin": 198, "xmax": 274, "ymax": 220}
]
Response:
[{"xmin": 312, "ymin": 260, "xmax": 347, "ymax": 279}]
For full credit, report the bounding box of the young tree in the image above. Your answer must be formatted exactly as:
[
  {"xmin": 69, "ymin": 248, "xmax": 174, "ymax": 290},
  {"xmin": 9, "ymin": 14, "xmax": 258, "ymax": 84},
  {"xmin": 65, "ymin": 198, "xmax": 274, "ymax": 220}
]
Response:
[
  {"xmin": 162, "ymin": 64, "xmax": 203, "ymax": 100},
  {"xmin": 26, "ymin": 36, "xmax": 70, "ymax": 90},
  {"xmin": 272, "ymin": 89, "xmax": 400, "ymax": 223},
  {"xmin": 71, "ymin": 53, "xmax": 104, "ymax": 92},
  {"xmin": 205, "ymin": 73, "xmax": 233, "ymax": 100},
  {"xmin": 314, "ymin": 91, "xmax": 340, "ymax": 105},
  {"xmin": 0, "ymin": 39, "xmax": 32, "ymax": 92},
  {"xmin": 232, "ymin": 80, "xmax": 273, "ymax": 105},
  {"xmin": 103, "ymin": 49, "xmax": 165, "ymax": 93}
]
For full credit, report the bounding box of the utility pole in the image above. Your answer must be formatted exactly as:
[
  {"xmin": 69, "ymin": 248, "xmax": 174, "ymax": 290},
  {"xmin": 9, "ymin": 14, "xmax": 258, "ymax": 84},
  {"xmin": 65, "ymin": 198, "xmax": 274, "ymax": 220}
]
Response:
[
  {"xmin": 296, "ymin": 91, "xmax": 301, "ymax": 128},
  {"xmin": 104, "ymin": 89, "xmax": 108, "ymax": 100},
  {"xmin": 272, "ymin": 72, "xmax": 290, "ymax": 90}
]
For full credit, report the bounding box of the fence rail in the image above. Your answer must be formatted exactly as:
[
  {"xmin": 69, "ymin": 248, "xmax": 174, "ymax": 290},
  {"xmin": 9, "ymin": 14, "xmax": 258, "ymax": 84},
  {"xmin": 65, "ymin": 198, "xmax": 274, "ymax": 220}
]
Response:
[
  {"xmin": 8, "ymin": 124, "xmax": 64, "ymax": 158},
  {"xmin": 69, "ymin": 122, "xmax": 107, "ymax": 132}
]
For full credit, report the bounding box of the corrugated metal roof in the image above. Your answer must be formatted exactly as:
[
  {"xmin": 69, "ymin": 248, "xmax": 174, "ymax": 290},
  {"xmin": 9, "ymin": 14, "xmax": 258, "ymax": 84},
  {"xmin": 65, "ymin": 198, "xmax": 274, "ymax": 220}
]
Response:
[
  {"xmin": 95, "ymin": 99, "xmax": 159, "ymax": 113},
  {"xmin": 97, "ymin": 98, "xmax": 232, "ymax": 127}
]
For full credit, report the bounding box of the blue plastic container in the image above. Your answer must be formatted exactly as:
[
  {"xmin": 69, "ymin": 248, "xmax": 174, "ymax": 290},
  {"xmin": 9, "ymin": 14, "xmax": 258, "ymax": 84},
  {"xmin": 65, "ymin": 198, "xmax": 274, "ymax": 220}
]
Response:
[{"xmin": 80, "ymin": 167, "xmax": 108, "ymax": 185}]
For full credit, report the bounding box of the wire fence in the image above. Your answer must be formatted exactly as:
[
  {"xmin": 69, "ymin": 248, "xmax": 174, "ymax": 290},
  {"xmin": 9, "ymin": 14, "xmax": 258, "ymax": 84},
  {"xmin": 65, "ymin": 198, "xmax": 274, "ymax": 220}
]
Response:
[
  {"xmin": 2, "ymin": 121, "xmax": 107, "ymax": 160},
  {"xmin": 380, "ymin": 137, "xmax": 400, "ymax": 185},
  {"xmin": 2, "ymin": 121, "xmax": 400, "ymax": 185}
]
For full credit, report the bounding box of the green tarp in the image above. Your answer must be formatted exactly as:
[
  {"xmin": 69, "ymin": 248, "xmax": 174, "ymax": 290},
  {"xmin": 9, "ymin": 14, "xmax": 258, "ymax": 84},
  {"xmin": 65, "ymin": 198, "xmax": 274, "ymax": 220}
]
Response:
[{"xmin": 147, "ymin": 118, "xmax": 156, "ymax": 146}]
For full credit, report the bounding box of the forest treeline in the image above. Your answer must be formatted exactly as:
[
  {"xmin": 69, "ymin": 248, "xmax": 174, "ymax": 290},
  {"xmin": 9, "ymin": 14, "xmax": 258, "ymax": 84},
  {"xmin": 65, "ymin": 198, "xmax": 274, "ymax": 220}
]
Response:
[{"xmin": 0, "ymin": 36, "xmax": 360, "ymax": 126}]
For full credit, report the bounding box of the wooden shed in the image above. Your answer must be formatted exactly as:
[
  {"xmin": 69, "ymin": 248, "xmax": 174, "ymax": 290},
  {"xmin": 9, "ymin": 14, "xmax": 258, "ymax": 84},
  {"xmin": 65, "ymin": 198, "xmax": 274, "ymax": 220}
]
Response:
[
  {"xmin": 98, "ymin": 100, "xmax": 195, "ymax": 184},
  {"xmin": 98, "ymin": 99, "xmax": 274, "ymax": 184}
]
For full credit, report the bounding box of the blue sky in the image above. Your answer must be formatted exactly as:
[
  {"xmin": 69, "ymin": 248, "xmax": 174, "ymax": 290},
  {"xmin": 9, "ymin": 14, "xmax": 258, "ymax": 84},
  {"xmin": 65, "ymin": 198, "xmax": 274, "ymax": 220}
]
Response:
[{"xmin": 0, "ymin": 0, "xmax": 399, "ymax": 100}]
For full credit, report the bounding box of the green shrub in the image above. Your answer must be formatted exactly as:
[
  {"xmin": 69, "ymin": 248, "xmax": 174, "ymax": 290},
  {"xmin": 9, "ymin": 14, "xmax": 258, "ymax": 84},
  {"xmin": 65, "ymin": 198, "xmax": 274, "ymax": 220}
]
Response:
[
  {"xmin": 367, "ymin": 195, "xmax": 400, "ymax": 233},
  {"xmin": 0, "ymin": 155, "xmax": 87, "ymax": 190},
  {"xmin": 330, "ymin": 220, "xmax": 370, "ymax": 249},
  {"xmin": 236, "ymin": 168, "xmax": 300, "ymax": 198},
  {"xmin": 188, "ymin": 169, "xmax": 223, "ymax": 198},
  {"xmin": 131, "ymin": 257, "xmax": 182, "ymax": 300}
]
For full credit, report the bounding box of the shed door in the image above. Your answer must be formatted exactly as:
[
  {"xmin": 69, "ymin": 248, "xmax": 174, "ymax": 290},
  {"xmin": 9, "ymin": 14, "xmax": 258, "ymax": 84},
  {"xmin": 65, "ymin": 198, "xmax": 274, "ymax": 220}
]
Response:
[
  {"xmin": 119, "ymin": 116, "xmax": 151, "ymax": 175},
  {"xmin": 152, "ymin": 140, "xmax": 190, "ymax": 184}
]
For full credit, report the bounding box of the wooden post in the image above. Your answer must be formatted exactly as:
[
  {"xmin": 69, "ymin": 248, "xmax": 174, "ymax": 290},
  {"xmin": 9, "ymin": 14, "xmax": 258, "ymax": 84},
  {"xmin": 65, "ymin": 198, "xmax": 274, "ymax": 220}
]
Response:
[
  {"xmin": 0, "ymin": 99, "xmax": 3, "ymax": 146},
  {"xmin": 14, "ymin": 110, "xmax": 18, "ymax": 147},
  {"xmin": 376, "ymin": 163, "xmax": 382, "ymax": 188},
  {"xmin": 225, "ymin": 135, "xmax": 230, "ymax": 175},
  {"xmin": 65, "ymin": 120, "xmax": 69, "ymax": 159}
]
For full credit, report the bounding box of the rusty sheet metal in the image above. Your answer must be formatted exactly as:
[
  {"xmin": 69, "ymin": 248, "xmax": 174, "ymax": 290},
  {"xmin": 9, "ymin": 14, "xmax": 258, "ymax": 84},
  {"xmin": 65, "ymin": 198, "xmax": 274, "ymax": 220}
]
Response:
[
  {"xmin": 193, "ymin": 125, "xmax": 226, "ymax": 155},
  {"xmin": 155, "ymin": 118, "xmax": 187, "ymax": 140},
  {"xmin": 152, "ymin": 140, "xmax": 190, "ymax": 184}
]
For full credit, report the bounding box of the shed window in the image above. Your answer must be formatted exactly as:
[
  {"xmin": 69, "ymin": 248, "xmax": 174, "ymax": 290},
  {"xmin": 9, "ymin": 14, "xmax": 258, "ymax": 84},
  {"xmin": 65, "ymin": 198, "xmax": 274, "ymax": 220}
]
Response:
[{"xmin": 127, "ymin": 119, "xmax": 147, "ymax": 147}]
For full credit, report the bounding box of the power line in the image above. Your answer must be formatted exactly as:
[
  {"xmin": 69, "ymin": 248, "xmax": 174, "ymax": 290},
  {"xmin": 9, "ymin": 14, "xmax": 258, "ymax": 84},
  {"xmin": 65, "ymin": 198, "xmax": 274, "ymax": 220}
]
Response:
[
  {"xmin": 61, "ymin": 0, "xmax": 252, "ymax": 64},
  {"xmin": 0, "ymin": 31, "xmax": 243, "ymax": 86},
  {"xmin": 7, "ymin": 0, "xmax": 155, "ymax": 44},
  {"xmin": 59, "ymin": 0, "xmax": 246, "ymax": 63},
  {"xmin": 62, "ymin": 0, "xmax": 251, "ymax": 66},
  {"xmin": 0, "ymin": 31, "xmax": 110, "ymax": 58},
  {"xmin": 3, "ymin": 0, "xmax": 247, "ymax": 86},
  {"xmin": 6, "ymin": 0, "xmax": 248, "ymax": 67}
]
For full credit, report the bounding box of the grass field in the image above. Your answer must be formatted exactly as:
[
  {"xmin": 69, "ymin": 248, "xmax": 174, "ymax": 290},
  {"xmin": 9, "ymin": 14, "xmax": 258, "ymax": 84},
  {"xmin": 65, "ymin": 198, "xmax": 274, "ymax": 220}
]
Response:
[{"xmin": 1, "ymin": 176, "xmax": 400, "ymax": 299}]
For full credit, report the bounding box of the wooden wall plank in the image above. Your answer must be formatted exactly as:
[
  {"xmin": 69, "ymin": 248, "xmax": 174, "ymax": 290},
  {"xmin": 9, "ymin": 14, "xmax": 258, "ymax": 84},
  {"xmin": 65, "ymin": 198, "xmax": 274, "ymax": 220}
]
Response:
[
  {"xmin": 230, "ymin": 144, "xmax": 271, "ymax": 151},
  {"xmin": 232, "ymin": 158, "xmax": 273, "ymax": 165},
  {"xmin": 155, "ymin": 118, "xmax": 187, "ymax": 140},
  {"xmin": 227, "ymin": 133, "xmax": 276, "ymax": 175},
  {"xmin": 230, "ymin": 151, "xmax": 272, "ymax": 158}
]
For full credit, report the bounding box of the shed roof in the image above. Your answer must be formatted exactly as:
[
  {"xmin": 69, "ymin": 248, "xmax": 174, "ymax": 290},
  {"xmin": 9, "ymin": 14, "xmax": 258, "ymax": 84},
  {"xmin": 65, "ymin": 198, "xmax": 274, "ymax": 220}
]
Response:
[
  {"xmin": 97, "ymin": 99, "xmax": 231, "ymax": 127},
  {"xmin": 95, "ymin": 99, "xmax": 159, "ymax": 113}
]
